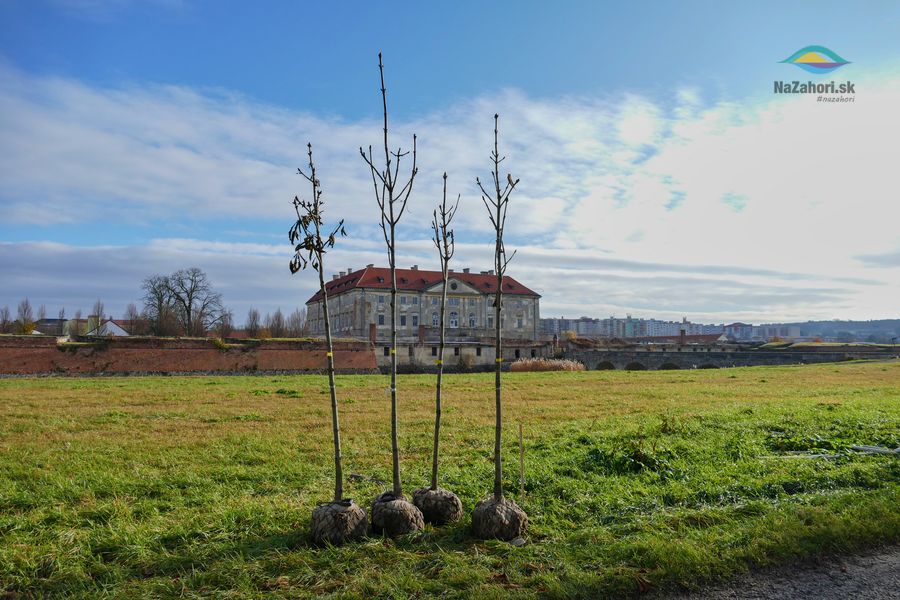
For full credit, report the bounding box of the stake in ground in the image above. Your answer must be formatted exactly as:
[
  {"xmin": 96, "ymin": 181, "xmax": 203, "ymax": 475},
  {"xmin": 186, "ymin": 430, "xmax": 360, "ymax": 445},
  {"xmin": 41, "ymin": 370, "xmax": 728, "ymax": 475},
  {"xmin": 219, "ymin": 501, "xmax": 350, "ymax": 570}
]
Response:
[{"xmin": 2, "ymin": 362, "xmax": 897, "ymax": 597}]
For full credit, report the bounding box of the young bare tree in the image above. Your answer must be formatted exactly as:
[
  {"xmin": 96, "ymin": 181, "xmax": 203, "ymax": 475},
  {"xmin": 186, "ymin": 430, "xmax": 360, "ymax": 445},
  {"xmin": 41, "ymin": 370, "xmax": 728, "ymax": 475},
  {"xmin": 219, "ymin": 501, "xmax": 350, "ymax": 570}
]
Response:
[
  {"xmin": 359, "ymin": 52, "xmax": 424, "ymax": 536},
  {"xmin": 413, "ymin": 173, "xmax": 463, "ymax": 525},
  {"xmin": 37, "ymin": 304, "xmax": 46, "ymax": 323},
  {"xmin": 290, "ymin": 142, "xmax": 365, "ymax": 545},
  {"xmin": 471, "ymin": 114, "xmax": 528, "ymax": 540},
  {"xmin": 57, "ymin": 307, "xmax": 66, "ymax": 335}
]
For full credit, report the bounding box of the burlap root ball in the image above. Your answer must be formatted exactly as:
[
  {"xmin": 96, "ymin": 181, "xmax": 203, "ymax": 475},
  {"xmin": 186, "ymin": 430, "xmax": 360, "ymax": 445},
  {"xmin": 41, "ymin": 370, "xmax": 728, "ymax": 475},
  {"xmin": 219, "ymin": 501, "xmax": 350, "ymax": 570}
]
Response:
[
  {"xmin": 310, "ymin": 500, "xmax": 368, "ymax": 545},
  {"xmin": 412, "ymin": 487, "xmax": 463, "ymax": 526},
  {"xmin": 471, "ymin": 497, "xmax": 528, "ymax": 541},
  {"xmin": 370, "ymin": 491, "xmax": 424, "ymax": 537}
]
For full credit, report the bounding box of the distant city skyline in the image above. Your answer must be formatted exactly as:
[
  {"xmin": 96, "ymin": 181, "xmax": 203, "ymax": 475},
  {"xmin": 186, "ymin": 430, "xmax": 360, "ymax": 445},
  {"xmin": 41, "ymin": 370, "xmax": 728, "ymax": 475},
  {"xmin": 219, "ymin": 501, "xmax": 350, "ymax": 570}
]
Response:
[{"xmin": 2, "ymin": 1, "xmax": 899, "ymax": 323}]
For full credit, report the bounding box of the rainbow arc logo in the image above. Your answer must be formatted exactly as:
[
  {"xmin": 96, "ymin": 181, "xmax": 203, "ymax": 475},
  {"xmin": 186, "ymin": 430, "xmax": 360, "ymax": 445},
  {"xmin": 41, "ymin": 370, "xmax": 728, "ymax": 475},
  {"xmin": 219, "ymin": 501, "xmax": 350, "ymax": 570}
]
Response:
[{"xmin": 780, "ymin": 45, "xmax": 850, "ymax": 75}]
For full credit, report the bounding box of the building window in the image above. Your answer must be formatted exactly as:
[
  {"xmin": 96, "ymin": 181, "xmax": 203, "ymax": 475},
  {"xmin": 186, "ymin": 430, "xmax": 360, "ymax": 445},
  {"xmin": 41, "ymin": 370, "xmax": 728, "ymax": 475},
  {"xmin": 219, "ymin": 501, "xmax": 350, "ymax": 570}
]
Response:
[
  {"xmin": 408, "ymin": 345, "xmax": 414, "ymax": 357},
  {"xmin": 531, "ymin": 349, "xmax": 536, "ymax": 357},
  {"xmin": 412, "ymin": 297, "xmax": 418, "ymax": 305},
  {"xmin": 432, "ymin": 313, "xmax": 439, "ymax": 326},
  {"xmin": 431, "ymin": 346, "xmax": 437, "ymax": 356},
  {"xmin": 400, "ymin": 296, "xmax": 407, "ymax": 304},
  {"xmin": 400, "ymin": 315, "xmax": 406, "ymax": 326},
  {"xmin": 378, "ymin": 314, "xmax": 385, "ymax": 326},
  {"xmin": 454, "ymin": 347, "xmax": 460, "ymax": 356},
  {"xmin": 431, "ymin": 297, "xmax": 438, "ymax": 305},
  {"xmin": 449, "ymin": 312, "xmax": 459, "ymax": 328},
  {"xmin": 378, "ymin": 295, "xmax": 385, "ymax": 303},
  {"xmin": 412, "ymin": 315, "xmax": 418, "ymax": 327},
  {"xmin": 383, "ymin": 347, "xmax": 390, "ymax": 356},
  {"xmin": 468, "ymin": 298, "xmax": 476, "ymax": 306},
  {"xmin": 517, "ymin": 317, "xmax": 523, "ymax": 328},
  {"xmin": 515, "ymin": 349, "xmax": 521, "ymax": 358},
  {"xmin": 476, "ymin": 347, "xmax": 482, "ymax": 356},
  {"xmin": 487, "ymin": 316, "xmax": 494, "ymax": 328},
  {"xmin": 469, "ymin": 313, "xmax": 477, "ymax": 327}
]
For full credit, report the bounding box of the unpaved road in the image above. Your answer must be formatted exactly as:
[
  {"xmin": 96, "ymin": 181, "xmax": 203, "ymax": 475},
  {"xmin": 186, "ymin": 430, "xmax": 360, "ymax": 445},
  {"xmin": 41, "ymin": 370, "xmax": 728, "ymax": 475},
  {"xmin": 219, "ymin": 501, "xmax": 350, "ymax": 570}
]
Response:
[{"xmin": 668, "ymin": 546, "xmax": 900, "ymax": 599}]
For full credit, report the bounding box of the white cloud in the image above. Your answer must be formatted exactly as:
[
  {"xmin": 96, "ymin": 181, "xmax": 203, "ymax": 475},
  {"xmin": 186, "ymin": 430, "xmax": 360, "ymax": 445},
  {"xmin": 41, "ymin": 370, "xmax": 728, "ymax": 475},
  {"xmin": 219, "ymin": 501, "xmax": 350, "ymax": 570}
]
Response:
[{"xmin": 1, "ymin": 61, "xmax": 899, "ymax": 323}]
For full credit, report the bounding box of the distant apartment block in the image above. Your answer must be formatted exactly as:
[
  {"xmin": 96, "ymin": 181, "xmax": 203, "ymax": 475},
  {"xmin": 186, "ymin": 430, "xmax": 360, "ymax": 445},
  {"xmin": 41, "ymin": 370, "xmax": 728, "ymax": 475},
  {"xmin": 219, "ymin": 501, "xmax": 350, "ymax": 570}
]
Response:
[{"xmin": 540, "ymin": 316, "xmax": 725, "ymax": 339}]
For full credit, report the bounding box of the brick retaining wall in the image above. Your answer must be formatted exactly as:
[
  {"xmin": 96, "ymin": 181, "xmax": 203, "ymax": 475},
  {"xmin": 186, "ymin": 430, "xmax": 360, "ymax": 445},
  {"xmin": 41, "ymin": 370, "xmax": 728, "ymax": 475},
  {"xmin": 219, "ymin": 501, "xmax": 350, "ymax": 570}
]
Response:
[{"xmin": 0, "ymin": 336, "xmax": 376, "ymax": 375}]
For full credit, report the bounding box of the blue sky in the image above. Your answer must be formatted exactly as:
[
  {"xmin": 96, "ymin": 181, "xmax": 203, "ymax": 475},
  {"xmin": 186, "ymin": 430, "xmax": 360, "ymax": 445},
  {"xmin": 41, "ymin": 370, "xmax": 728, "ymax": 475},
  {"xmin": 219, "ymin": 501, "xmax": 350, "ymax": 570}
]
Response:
[{"xmin": 1, "ymin": 0, "xmax": 899, "ymax": 324}]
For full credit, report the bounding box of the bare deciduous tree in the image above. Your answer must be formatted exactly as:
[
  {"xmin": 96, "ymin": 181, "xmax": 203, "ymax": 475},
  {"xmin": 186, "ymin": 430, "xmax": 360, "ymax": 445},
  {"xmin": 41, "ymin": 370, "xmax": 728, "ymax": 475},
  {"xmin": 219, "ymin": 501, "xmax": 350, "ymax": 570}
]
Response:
[
  {"xmin": 57, "ymin": 307, "xmax": 66, "ymax": 335},
  {"xmin": 290, "ymin": 142, "xmax": 365, "ymax": 545},
  {"xmin": 359, "ymin": 52, "xmax": 424, "ymax": 536},
  {"xmin": 471, "ymin": 113, "xmax": 528, "ymax": 541},
  {"xmin": 16, "ymin": 298, "xmax": 34, "ymax": 334},
  {"xmin": 216, "ymin": 310, "xmax": 234, "ymax": 338},
  {"xmin": 90, "ymin": 299, "xmax": 106, "ymax": 335},
  {"xmin": 124, "ymin": 303, "xmax": 141, "ymax": 335},
  {"xmin": 413, "ymin": 172, "xmax": 463, "ymax": 525},
  {"xmin": 265, "ymin": 308, "xmax": 286, "ymax": 338},
  {"xmin": 141, "ymin": 275, "xmax": 178, "ymax": 336},
  {"xmin": 287, "ymin": 307, "xmax": 308, "ymax": 338},
  {"xmin": 70, "ymin": 308, "xmax": 83, "ymax": 337},
  {"xmin": 167, "ymin": 268, "xmax": 225, "ymax": 336},
  {"xmin": 0, "ymin": 306, "xmax": 11, "ymax": 333},
  {"xmin": 37, "ymin": 304, "xmax": 46, "ymax": 323},
  {"xmin": 245, "ymin": 308, "xmax": 261, "ymax": 338}
]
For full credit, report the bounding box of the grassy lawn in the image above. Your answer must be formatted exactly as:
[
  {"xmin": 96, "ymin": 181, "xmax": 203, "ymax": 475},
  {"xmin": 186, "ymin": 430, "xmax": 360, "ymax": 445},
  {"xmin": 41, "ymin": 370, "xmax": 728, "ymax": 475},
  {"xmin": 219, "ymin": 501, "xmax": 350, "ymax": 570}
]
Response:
[{"xmin": 1, "ymin": 361, "xmax": 898, "ymax": 598}]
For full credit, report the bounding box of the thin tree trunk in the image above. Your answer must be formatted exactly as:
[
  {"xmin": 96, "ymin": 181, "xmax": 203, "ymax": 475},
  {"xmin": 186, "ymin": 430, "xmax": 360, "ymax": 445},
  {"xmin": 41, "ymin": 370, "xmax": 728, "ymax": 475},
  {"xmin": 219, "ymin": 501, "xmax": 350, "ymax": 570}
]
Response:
[
  {"xmin": 492, "ymin": 116, "xmax": 504, "ymax": 502},
  {"xmin": 389, "ymin": 231, "xmax": 401, "ymax": 497},
  {"xmin": 493, "ymin": 263, "xmax": 503, "ymax": 501},
  {"xmin": 317, "ymin": 260, "xmax": 343, "ymax": 502},
  {"xmin": 431, "ymin": 238, "xmax": 449, "ymax": 490}
]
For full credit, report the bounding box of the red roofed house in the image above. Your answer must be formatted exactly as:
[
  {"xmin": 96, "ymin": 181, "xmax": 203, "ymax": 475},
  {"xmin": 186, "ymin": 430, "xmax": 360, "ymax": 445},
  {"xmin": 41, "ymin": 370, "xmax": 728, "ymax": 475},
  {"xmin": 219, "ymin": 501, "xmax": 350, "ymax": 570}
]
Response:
[{"xmin": 305, "ymin": 264, "xmax": 543, "ymax": 366}]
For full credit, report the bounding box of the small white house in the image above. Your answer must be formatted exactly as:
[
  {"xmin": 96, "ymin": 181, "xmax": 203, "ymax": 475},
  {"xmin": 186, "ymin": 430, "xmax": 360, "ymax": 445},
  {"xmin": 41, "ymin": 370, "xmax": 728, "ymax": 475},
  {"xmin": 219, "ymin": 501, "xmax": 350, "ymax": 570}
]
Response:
[{"xmin": 85, "ymin": 319, "xmax": 131, "ymax": 337}]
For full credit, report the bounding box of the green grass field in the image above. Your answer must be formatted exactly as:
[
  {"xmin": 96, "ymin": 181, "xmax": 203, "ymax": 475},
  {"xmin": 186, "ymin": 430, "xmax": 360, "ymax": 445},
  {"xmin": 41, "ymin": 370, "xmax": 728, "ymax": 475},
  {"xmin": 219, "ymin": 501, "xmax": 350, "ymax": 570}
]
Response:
[{"xmin": 1, "ymin": 361, "xmax": 898, "ymax": 598}]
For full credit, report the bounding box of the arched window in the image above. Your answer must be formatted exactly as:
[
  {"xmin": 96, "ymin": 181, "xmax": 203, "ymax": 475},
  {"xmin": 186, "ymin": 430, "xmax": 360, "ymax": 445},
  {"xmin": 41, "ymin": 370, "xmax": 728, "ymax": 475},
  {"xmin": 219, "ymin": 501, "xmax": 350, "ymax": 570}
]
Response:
[
  {"xmin": 432, "ymin": 313, "xmax": 439, "ymax": 326},
  {"xmin": 469, "ymin": 313, "xmax": 477, "ymax": 327},
  {"xmin": 449, "ymin": 312, "xmax": 459, "ymax": 328}
]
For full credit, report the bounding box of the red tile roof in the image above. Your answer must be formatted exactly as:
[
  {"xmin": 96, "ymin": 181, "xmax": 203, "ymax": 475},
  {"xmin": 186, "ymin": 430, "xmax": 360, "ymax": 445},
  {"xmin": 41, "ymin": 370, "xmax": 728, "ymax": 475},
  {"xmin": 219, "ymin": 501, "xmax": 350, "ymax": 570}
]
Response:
[{"xmin": 306, "ymin": 266, "xmax": 539, "ymax": 303}]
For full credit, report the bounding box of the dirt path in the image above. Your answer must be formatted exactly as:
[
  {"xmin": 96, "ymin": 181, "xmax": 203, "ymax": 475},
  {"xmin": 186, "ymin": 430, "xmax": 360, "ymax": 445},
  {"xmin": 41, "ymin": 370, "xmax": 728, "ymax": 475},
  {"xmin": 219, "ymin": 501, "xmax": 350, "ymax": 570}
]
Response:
[{"xmin": 669, "ymin": 546, "xmax": 900, "ymax": 599}]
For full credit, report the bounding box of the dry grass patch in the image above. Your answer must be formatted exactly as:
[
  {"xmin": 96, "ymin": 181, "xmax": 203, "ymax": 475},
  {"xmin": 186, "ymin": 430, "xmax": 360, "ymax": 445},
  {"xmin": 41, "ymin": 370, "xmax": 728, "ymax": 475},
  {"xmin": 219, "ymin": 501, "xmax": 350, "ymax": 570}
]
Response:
[{"xmin": 509, "ymin": 358, "xmax": 586, "ymax": 372}]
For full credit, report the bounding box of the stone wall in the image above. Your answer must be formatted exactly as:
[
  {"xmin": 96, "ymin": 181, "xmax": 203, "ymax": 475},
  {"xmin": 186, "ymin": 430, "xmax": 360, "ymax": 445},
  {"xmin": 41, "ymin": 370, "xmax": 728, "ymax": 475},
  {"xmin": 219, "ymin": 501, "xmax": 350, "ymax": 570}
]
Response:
[
  {"xmin": 0, "ymin": 336, "xmax": 376, "ymax": 376},
  {"xmin": 566, "ymin": 347, "xmax": 896, "ymax": 370}
]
